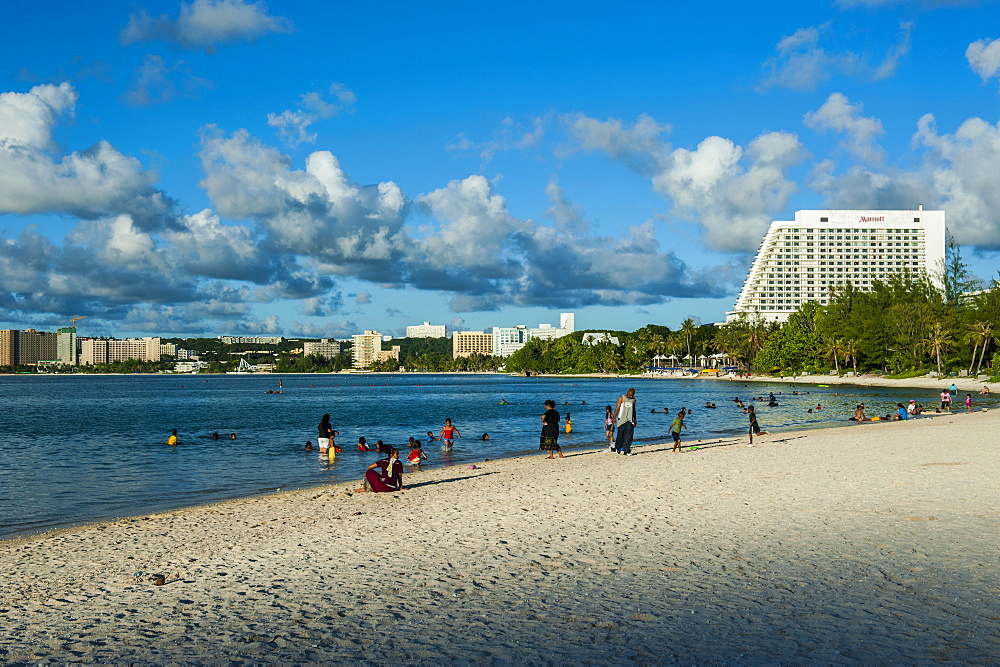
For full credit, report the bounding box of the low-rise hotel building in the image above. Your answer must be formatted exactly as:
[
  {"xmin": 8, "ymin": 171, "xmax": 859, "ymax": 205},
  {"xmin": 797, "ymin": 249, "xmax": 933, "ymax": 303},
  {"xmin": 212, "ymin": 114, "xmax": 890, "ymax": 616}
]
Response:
[
  {"xmin": 79, "ymin": 337, "xmax": 161, "ymax": 365},
  {"xmin": 727, "ymin": 208, "xmax": 946, "ymax": 323},
  {"xmin": 304, "ymin": 339, "xmax": 343, "ymax": 359}
]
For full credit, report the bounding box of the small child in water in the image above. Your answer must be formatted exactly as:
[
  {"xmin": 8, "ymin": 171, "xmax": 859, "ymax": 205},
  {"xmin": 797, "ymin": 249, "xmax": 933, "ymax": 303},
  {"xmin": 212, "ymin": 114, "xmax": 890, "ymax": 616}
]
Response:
[
  {"xmin": 407, "ymin": 440, "xmax": 427, "ymax": 465},
  {"xmin": 357, "ymin": 437, "xmax": 374, "ymax": 452},
  {"xmin": 166, "ymin": 429, "xmax": 179, "ymax": 446}
]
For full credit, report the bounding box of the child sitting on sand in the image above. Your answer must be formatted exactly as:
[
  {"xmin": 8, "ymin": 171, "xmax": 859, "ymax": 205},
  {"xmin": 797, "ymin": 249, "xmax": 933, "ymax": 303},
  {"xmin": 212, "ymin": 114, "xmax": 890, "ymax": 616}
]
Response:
[{"xmin": 407, "ymin": 441, "xmax": 427, "ymax": 465}]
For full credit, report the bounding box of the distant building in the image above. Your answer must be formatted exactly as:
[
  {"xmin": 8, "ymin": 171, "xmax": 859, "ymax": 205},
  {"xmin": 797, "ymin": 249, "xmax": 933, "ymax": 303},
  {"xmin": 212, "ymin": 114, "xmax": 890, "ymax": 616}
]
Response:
[
  {"xmin": 303, "ymin": 339, "xmax": 343, "ymax": 359},
  {"xmin": 219, "ymin": 336, "xmax": 284, "ymax": 345},
  {"xmin": 406, "ymin": 322, "xmax": 447, "ymax": 338},
  {"xmin": 0, "ymin": 330, "xmax": 16, "ymax": 366},
  {"xmin": 582, "ymin": 332, "xmax": 620, "ymax": 346},
  {"xmin": 530, "ymin": 313, "xmax": 575, "ymax": 341},
  {"xmin": 727, "ymin": 208, "xmax": 946, "ymax": 323},
  {"xmin": 0, "ymin": 328, "xmax": 61, "ymax": 366},
  {"xmin": 79, "ymin": 337, "xmax": 161, "ymax": 365},
  {"xmin": 57, "ymin": 327, "xmax": 78, "ymax": 365},
  {"xmin": 16, "ymin": 329, "xmax": 58, "ymax": 366},
  {"xmin": 375, "ymin": 345, "xmax": 401, "ymax": 366},
  {"xmin": 491, "ymin": 325, "xmax": 531, "ymax": 357},
  {"xmin": 159, "ymin": 342, "xmax": 177, "ymax": 358},
  {"xmin": 352, "ymin": 331, "xmax": 383, "ymax": 368},
  {"xmin": 452, "ymin": 331, "xmax": 494, "ymax": 358}
]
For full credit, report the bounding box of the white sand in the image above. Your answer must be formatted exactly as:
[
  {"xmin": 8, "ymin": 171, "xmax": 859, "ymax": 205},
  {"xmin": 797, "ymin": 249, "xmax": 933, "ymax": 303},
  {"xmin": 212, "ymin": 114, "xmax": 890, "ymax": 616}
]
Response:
[{"xmin": 1, "ymin": 410, "xmax": 998, "ymax": 662}]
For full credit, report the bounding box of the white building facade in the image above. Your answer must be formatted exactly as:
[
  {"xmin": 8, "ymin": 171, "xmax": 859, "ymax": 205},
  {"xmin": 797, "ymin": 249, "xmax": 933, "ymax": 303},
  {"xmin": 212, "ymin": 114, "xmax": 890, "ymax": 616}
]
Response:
[
  {"xmin": 491, "ymin": 325, "xmax": 531, "ymax": 357},
  {"xmin": 405, "ymin": 322, "xmax": 447, "ymax": 338},
  {"xmin": 352, "ymin": 331, "xmax": 383, "ymax": 368},
  {"xmin": 529, "ymin": 312, "xmax": 575, "ymax": 341},
  {"xmin": 727, "ymin": 209, "xmax": 946, "ymax": 323}
]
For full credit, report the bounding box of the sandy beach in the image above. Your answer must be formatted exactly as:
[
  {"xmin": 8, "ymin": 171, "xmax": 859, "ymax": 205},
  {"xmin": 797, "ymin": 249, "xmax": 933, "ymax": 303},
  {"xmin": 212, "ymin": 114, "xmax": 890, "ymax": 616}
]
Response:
[{"xmin": 1, "ymin": 409, "xmax": 998, "ymax": 663}]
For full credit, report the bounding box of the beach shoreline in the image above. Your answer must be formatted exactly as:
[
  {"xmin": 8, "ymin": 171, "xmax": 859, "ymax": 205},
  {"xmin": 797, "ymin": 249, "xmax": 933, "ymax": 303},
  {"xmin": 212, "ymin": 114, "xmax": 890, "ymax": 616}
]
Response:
[{"xmin": 1, "ymin": 410, "xmax": 997, "ymax": 663}]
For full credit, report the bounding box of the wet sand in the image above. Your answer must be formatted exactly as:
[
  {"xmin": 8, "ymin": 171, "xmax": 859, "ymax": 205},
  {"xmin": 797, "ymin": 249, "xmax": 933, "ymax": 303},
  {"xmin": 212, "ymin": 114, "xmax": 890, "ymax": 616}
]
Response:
[{"xmin": 1, "ymin": 409, "xmax": 998, "ymax": 662}]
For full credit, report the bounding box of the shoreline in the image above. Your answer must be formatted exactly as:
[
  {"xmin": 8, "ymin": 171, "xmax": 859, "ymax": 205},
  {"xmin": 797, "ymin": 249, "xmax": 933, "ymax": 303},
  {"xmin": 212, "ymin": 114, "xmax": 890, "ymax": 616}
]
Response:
[{"xmin": 1, "ymin": 411, "xmax": 997, "ymax": 662}]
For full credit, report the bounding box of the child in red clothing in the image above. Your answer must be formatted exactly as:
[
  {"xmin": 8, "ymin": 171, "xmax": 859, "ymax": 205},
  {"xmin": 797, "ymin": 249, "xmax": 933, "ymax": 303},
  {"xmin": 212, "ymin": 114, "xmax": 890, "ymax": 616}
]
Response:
[{"xmin": 407, "ymin": 441, "xmax": 428, "ymax": 465}]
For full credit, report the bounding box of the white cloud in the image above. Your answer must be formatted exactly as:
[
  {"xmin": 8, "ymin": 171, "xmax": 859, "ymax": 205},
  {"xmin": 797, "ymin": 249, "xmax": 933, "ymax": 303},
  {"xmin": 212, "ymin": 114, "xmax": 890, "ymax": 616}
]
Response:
[
  {"xmin": 355, "ymin": 290, "xmax": 371, "ymax": 304},
  {"xmin": 267, "ymin": 83, "xmax": 356, "ymax": 147},
  {"xmin": 124, "ymin": 55, "xmax": 212, "ymax": 106},
  {"xmin": 804, "ymin": 92, "xmax": 886, "ymax": 164},
  {"xmin": 759, "ymin": 22, "xmax": 911, "ymax": 91},
  {"xmin": 120, "ymin": 0, "xmax": 292, "ymax": 51},
  {"xmin": 198, "ymin": 126, "xmax": 408, "ymax": 280},
  {"xmin": 0, "ymin": 82, "xmax": 76, "ymax": 148},
  {"xmin": 417, "ymin": 175, "xmax": 530, "ymax": 274},
  {"xmin": 655, "ymin": 132, "xmax": 806, "ymax": 252},
  {"xmin": 810, "ymin": 112, "xmax": 1000, "ymax": 248},
  {"xmin": 569, "ymin": 113, "xmax": 805, "ymax": 253},
  {"xmin": 966, "ymin": 37, "xmax": 1000, "ymax": 83},
  {"xmin": 0, "ymin": 84, "xmax": 170, "ymax": 225},
  {"xmin": 566, "ymin": 112, "xmax": 671, "ymax": 173},
  {"xmin": 445, "ymin": 115, "xmax": 548, "ymax": 167}
]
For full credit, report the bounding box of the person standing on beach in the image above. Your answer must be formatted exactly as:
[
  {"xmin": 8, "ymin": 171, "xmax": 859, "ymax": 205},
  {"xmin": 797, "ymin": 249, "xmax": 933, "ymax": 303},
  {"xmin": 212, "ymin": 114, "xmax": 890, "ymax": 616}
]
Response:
[
  {"xmin": 748, "ymin": 405, "xmax": 768, "ymax": 447},
  {"xmin": 540, "ymin": 399, "xmax": 563, "ymax": 459},
  {"xmin": 318, "ymin": 414, "xmax": 335, "ymax": 454},
  {"xmin": 966, "ymin": 394, "xmax": 973, "ymax": 413},
  {"xmin": 669, "ymin": 410, "xmax": 687, "ymax": 453},
  {"xmin": 940, "ymin": 389, "xmax": 952, "ymax": 413},
  {"xmin": 604, "ymin": 405, "xmax": 615, "ymax": 451},
  {"xmin": 614, "ymin": 388, "xmax": 637, "ymax": 456}
]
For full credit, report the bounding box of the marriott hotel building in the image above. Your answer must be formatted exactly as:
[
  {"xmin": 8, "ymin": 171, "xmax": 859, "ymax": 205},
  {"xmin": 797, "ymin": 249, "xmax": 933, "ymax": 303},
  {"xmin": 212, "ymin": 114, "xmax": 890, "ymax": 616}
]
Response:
[{"xmin": 726, "ymin": 208, "xmax": 946, "ymax": 323}]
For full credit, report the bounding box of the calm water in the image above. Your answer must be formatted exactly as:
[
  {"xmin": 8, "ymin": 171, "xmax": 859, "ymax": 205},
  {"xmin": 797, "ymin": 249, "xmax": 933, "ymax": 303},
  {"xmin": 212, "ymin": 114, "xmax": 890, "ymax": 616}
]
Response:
[{"xmin": 0, "ymin": 373, "xmax": 987, "ymax": 539}]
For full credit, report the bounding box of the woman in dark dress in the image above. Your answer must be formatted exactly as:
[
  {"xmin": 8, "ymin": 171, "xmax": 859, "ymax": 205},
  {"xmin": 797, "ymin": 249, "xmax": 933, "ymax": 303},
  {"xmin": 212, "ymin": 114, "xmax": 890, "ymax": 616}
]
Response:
[
  {"xmin": 356, "ymin": 448, "xmax": 404, "ymax": 492},
  {"xmin": 539, "ymin": 399, "xmax": 564, "ymax": 459}
]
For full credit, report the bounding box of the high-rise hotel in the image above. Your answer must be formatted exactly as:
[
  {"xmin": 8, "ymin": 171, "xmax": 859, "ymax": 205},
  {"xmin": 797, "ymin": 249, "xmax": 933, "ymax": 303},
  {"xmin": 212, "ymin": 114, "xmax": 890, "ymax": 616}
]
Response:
[{"xmin": 727, "ymin": 208, "xmax": 946, "ymax": 323}]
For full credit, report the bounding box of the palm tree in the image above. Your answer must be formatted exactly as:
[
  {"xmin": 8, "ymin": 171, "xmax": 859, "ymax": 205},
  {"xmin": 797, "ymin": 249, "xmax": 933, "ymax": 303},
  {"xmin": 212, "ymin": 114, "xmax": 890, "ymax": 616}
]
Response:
[
  {"xmin": 843, "ymin": 339, "xmax": 859, "ymax": 375},
  {"xmin": 966, "ymin": 321, "xmax": 994, "ymax": 375},
  {"xmin": 825, "ymin": 338, "xmax": 846, "ymax": 375},
  {"xmin": 924, "ymin": 323, "xmax": 953, "ymax": 375},
  {"xmin": 681, "ymin": 318, "xmax": 697, "ymax": 359}
]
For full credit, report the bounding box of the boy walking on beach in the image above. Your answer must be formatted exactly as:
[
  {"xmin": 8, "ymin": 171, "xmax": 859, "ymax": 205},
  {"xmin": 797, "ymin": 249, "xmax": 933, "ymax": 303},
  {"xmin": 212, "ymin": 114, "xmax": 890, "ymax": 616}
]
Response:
[
  {"xmin": 669, "ymin": 410, "xmax": 687, "ymax": 452},
  {"xmin": 748, "ymin": 405, "xmax": 768, "ymax": 447}
]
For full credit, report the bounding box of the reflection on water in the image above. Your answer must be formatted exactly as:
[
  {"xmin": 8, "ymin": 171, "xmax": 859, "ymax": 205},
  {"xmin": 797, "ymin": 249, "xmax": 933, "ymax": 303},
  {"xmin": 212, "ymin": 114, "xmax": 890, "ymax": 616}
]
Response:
[{"xmin": 0, "ymin": 373, "xmax": 991, "ymax": 539}]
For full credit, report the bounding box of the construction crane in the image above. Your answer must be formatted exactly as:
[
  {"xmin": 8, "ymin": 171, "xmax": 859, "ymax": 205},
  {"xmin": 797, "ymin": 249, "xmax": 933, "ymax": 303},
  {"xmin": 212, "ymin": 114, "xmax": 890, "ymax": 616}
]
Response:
[{"xmin": 69, "ymin": 316, "xmax": 87, "ymax": 329}]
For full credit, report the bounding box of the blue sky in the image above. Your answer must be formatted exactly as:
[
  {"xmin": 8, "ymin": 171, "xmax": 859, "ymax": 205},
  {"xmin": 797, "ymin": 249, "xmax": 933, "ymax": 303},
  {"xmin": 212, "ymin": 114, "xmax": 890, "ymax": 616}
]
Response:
[{"xmin": 2, "ymin": 0, "xmax": 1000, "ymax": 339}]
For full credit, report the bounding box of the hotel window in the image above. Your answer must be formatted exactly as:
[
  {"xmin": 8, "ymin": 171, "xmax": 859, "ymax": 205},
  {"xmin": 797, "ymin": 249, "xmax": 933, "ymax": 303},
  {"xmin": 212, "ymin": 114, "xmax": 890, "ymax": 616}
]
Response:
[{"xmin": 820, "ymin": 217, "xmax": 828, "ymax": 222}]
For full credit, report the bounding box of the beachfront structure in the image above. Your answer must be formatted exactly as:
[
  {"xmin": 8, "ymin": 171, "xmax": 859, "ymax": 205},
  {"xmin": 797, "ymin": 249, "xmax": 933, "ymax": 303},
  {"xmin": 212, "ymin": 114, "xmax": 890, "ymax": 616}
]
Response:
[
  {"xmin": 530, "ymin": 312, "xmax": 575, "ymax": 341},
  {"xmin": 452, "ymin": 331, "xmax": 495, "ymax": 358},
  {"xmin": 352, "ymin": 330, "xmax": 383, "ymax": 368},
  {"xmin": 582, "ymin": 332, "xmax": 621, "ymax": 346},
  {"xmin": 304, "ymin": 339, "xmax": 343, "ymax": 359},
  {"xmin": 491, "ymin": 325, "xmax": 532, "ymax": 357},
  {"xmin": 405, "ymin": 322, "xmax": 448, "ymax": 338},
  {"xmin": 218, "ymin": 336, "xmax": 284, "ymax": 345},
  {"xmin": 727, "ymin": 208, "xmax": 946, "ymax": 323},
  {"xmin": 79, "ymin": 337, "xmax": 162, "ymax": 365}
]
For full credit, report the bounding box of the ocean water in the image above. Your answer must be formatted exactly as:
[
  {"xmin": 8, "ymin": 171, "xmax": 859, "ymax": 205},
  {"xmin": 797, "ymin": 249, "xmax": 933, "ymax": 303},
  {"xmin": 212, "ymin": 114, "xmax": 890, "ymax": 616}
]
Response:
[{"xmin": 0, "ymin": 373, "xmax": 987, "ymax": 539}]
